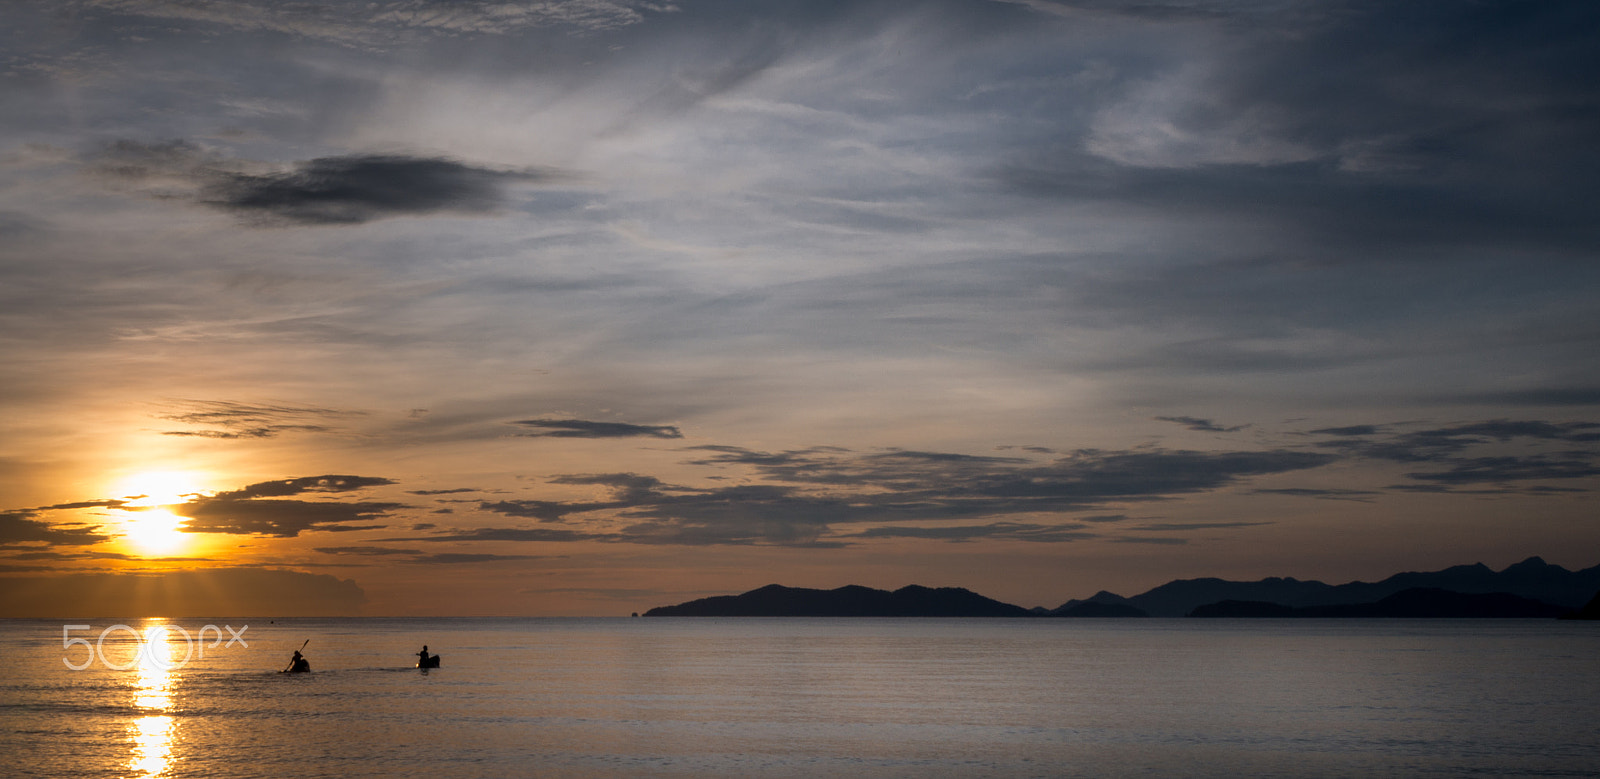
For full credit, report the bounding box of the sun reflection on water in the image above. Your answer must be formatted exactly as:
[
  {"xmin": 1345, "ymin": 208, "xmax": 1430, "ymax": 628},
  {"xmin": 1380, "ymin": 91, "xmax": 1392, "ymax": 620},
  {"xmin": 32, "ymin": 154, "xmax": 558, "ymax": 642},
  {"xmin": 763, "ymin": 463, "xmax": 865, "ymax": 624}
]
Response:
[{"xmin": 128, "ymin": 621, "xmax": 180, "ymax": 778}]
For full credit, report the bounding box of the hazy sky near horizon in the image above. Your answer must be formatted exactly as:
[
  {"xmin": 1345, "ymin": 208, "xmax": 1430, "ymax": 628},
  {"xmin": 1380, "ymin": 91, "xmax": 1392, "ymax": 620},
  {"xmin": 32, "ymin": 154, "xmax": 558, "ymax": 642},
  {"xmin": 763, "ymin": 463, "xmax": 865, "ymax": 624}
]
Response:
[{"xmin": 2, "ymin": 0, "xmax": 1598, "ymax": 615}]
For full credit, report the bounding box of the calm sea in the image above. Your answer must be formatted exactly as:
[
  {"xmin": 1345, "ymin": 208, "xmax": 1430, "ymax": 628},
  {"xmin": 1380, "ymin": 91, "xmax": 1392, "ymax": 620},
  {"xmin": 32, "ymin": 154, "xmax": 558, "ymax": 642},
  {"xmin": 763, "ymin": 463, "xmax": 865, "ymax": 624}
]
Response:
[{"xmin": 2, "ymin": 617, "xmax": 1597, "ymax": 778}]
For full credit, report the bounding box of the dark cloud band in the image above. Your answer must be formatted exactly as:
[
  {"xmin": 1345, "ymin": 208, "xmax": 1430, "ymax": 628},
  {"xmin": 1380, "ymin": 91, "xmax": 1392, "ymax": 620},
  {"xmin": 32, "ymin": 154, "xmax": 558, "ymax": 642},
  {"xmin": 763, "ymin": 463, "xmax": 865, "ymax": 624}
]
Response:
[
  {"xmin": 94, "ymin": 141, "xmax": 553, "ymax": 225},
  {"xmin": 513, "ymin": 419, "xmax": 684, "ymax": 439}
]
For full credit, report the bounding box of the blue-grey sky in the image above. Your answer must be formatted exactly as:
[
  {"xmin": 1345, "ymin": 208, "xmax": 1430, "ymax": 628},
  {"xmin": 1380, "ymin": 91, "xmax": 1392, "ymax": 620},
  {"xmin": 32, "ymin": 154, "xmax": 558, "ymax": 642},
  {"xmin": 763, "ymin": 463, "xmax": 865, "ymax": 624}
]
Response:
[{"xmin": 2, "ymin": 0, "xmax": 1597, "ymax": 614}]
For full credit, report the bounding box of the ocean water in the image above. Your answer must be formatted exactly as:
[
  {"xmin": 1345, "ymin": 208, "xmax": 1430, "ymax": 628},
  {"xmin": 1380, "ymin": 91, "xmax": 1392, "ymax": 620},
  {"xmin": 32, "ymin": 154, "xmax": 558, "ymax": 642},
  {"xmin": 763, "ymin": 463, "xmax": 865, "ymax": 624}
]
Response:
[{"xmin": 2, "ymin": 617, "xmax": 1597, "ymax": 778}]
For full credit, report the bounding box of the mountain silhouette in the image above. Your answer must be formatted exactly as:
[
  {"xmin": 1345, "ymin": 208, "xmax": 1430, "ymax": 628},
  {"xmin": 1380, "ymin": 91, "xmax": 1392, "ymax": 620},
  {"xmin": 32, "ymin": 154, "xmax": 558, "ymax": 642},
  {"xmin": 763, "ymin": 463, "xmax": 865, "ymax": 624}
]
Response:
[
  {"xmin": 643, "ymin": 584, "xmax": 1032, "ymax": 617},
  {"xmin": 642, "ymin": 557, "xmax": 1599, "ymax": 618},
  {"xmin": 1559, "ymin": 590, "xmax": 1600, "ymax": 620},
  {"xmin": 1120, "ymin": 557, "xmax": 1600, "ymax": 617},
  {"xmin": 1190, "ymin": 588, "xmax": 1569, "ymax": 618}
]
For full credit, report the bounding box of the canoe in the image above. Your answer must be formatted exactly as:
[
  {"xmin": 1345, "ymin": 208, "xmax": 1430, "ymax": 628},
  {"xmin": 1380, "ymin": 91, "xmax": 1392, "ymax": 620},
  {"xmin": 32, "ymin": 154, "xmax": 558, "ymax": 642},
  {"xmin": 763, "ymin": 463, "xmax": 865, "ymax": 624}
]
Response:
[{"xmin": 417, "ymin": 655, "xmax": 441, "ymax": 669}]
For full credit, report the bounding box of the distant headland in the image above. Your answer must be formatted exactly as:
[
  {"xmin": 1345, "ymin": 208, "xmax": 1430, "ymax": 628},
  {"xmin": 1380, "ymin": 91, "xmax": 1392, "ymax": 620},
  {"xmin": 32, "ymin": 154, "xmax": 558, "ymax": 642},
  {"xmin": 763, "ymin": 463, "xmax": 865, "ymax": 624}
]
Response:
[
  {"xmin": 644, "ymin": 557, "xmax": 1600, "ymax": 619},
  {"xmin": 643, "ymin": 584, "xmax": 1031, "ymax": 617}
]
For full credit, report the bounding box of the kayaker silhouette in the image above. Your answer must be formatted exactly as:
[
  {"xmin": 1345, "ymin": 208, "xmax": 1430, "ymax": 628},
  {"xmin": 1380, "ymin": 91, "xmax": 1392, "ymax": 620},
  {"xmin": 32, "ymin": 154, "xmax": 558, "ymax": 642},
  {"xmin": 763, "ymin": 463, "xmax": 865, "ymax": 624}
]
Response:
[{"xmin": 416, "ymin": 644, "xmax": 440, "ymax": 668}]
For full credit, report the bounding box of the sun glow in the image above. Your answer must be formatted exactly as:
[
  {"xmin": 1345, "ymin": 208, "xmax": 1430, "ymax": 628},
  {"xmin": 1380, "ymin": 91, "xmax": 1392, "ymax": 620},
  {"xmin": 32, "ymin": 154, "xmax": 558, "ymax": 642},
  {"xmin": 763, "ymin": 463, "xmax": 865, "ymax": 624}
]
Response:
[
  {"xmin": 123, "ymin": 510, "xmax": 189, "ymax": 556},
  {"xmin": 116, "ymin": 471, "xmax": 205, "ymax": 508},
  {"xmin": 113, "ymin": 471, "xmax": 206, "ymax": 557}
]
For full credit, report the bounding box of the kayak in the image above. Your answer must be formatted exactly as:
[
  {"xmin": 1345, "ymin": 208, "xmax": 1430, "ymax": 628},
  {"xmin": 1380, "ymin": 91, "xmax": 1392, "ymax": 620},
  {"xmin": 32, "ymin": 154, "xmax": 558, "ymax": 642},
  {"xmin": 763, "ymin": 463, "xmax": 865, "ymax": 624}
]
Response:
[
  {"xmin": 417, "ymin": 655, "xmax": 441, "ymax": 669},
  {"xmin": 283, "ymin": 658, "xmax": 311, "ymax": 673}
]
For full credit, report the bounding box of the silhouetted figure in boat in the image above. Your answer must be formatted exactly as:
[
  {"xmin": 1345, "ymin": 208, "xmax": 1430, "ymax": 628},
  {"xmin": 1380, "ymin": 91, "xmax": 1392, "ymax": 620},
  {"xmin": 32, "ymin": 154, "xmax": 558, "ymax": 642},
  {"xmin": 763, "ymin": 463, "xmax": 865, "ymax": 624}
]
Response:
[
  {"xmin": 416, "ymin": 645, "xmax": 440, "ymax": 668},
  {"xmin": 285, "ymin": 649, "xmax": 310, "ymax": 673}
]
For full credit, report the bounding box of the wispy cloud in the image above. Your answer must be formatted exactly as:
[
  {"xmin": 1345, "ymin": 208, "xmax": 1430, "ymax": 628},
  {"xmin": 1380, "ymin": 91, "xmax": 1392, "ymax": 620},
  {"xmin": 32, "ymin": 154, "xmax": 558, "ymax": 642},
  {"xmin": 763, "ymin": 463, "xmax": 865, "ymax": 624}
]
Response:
[
  {"xmin": 314, "ymin": 546, "xmax": 420, "ymax": 556},
  {"xmin": 86, "ymin": 0, "xmax": 666, "ymax": 47},
  {"xmin": 157, "ymin": 399, "xmax": 357, "ymax": 439},
  {"xmin": 1155, "ymin": 416, "xmax": 1249, "ymax": 433},
  {"xmin": 1130, "ymin": 522, "xmax": 1274, "ymax": 532},
  {"xmin": 1253, "ymin": 487, "xmax": 1378, "ymax": 503},
  {"xmin": 433, "ymin": 445, "xmax": 1337, "ymax": 547},
  {"xmin": 1306, "ymin": 419, "xmax": 1600, "ymax": 491},
  {"xmin": 386, "ymin": 527, "xmax": 590, "ymax": 543},
  {"xmin": 313, "ymin": 545, "xmax": 539, "ymax": 564},
  {"xmin": 846, "ymin": 522, "xmax": 1097, "ymax": 543},
  {"xmin": 512, "ymin": 419, "xmax": 684, "ymax": 439}
]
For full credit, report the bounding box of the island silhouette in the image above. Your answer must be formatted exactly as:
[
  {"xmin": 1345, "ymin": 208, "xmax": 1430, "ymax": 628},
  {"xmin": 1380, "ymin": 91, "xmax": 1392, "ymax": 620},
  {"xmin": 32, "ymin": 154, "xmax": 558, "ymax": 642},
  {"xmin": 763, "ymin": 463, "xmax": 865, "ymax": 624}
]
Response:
[
  {"xmin": 644, "ymin": 557, "xmax": 1600, "ymax": 619},
  {"xmin": 644, "ymin": 584, "xmax": 1031, "ymax": 617}
]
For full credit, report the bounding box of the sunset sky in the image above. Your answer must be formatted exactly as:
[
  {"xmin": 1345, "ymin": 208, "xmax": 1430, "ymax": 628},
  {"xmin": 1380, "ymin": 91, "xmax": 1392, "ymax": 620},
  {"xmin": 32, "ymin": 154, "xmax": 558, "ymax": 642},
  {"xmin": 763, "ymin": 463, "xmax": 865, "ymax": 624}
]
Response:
[{"xmin": 2, "ymin": 0, "xmax": 1597, "ymax": 616}]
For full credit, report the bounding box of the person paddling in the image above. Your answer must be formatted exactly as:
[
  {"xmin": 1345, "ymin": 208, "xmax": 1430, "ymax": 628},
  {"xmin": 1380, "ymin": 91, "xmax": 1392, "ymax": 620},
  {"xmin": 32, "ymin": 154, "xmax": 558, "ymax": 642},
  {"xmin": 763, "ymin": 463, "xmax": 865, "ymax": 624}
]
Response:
[
  {"xmin": 284, "ymin": 639, "xmax": 311, "ymax": 673},
  {"xmin": 416, "ymin": 644, "xmax": 440, "ymax": 668}
]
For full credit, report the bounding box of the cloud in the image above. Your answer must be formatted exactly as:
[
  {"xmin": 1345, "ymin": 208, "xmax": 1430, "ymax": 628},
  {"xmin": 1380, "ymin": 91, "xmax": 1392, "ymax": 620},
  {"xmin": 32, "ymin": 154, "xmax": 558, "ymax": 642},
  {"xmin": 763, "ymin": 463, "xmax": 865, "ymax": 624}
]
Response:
[
  {"xmin": 410, "ymin": 552, "xmax": 540, "ymax": 564},
  {"xmin": 448, "ymin": 445, "xmax": 1335, "ymax": 547},
  {"xmin": 692, "ymin": 445, "xmax": 1332, "ymax": 498},
  {"xmin": 208, "ymin": 154, "xmax": 549, "ymax": 225},
  {"xmin": 85, "ymin": 0, "xmax": 666, "ymax": 46},
  {"xmin": 389, "ymin": 527, "xmax": 591, "ymax": 543},
  {"xmin": 1307, "ymin": 418, "xmax": 1600, "ymax": 489},
  {"xmin": 1005, "ymin": 1, "xmax": 1600, "ymax": 255},
  {"xmin": 1130, "ymin": 521, "xmax": 1273, "ymax": 531},
  {"xmin": 1404, "ymin": 456, "xmax": 1600, "ymax": 487},
  {"xmin": 0, "ymin": 511, "xmax": 110, "ymax": 547},
  {"xmin": 0, "ymin": 211, "xmax": 49, "ymax": 242},
  {"xmin": 1307, "ymin": 425, "xmax": 1386, "ymax": 437},
  {"xmin": 175, "ymin": 499, "xmax": 400, "ymax": 536},
  {"xmin": 1440, "ymin": 388, "xmax": 1600, "ymax": 407},
  {"xmin": 0, "ymin": 549, "xmax": 133, "ymax": 561},
  {"xmin": 170, "ymin": 475, "xmax": 404, "ymax": 536},
  {"xmin": 1252, "ymin": 487, "xmax": 1378, "ymax": 503},
  {"xmin": 1155, "ymin": 416, "xmax": 1249, "ymax": 433},
  {"xmin": 42, "ymin": 500, "xmax": 131, "ymax": 510},
  {"xmin": 93, "ymin": 141, "xmax": 554, "ymax": 225},
  {"xmin": 313, "ymin": 545, "xmax": 538, "ymax": 564},
  {"xmin": 1310, "ymin": 420, "xmax": 1600, "ymax": 462},
  {"xmin": 995, "ymin": 0, "xmax": 1244, "ymax": 22},
  {"xmin": 479, "ymin": 500, "xmax": 586, "ymax": 522},
  {"xmin": 315, "ymin": 546, "xmax": 420, "ymax": 556},
  {"xmin": 847, "ymin": 522, "xmax": 1097, "ymax": 543},
  {"xmin": 512, "ymin": 419, "xmax": 684, "ymax": 439},
  {"xmin": 217, "ymin": 475, "xmax": 398, "ymax": 500},
  {"xmin": 157, "ymin": 399, "xmax": 357, "ymax": 439}
]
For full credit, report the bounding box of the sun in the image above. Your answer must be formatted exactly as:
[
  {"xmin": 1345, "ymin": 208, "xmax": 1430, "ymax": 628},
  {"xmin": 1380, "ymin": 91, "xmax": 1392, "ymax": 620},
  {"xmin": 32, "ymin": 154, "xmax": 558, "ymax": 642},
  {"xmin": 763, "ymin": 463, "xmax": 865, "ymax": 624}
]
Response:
[
  {"xmin": 122, "ymin": 510, "xmax": 190, "ymax": 556},
  {"xmin": 113, "ymin": 471, "xmax": 205, "ymax": 557}
]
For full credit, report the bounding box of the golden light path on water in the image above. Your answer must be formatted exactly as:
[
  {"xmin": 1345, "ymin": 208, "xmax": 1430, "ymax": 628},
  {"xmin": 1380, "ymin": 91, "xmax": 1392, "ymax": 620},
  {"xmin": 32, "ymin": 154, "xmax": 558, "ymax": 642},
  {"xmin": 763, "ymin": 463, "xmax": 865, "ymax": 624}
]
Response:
[{"xmin": 129, "ymin": 621, "xmax": 180, "ymax": 777}]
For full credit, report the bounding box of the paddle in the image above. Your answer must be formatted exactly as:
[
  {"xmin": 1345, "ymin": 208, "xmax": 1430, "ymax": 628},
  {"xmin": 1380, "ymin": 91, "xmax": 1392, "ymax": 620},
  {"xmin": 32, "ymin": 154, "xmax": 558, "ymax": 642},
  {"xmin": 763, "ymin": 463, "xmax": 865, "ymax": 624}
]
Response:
[{"xmin": 282, "ymin": 639, "xmax": 309, "ymax": 672}]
